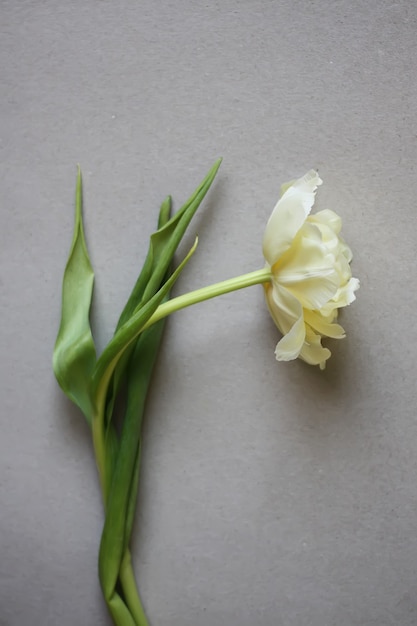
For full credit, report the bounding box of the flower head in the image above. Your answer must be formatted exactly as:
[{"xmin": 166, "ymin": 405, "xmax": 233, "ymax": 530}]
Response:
[{"xmin": 263, "ymin": 170, "xmax": 359, "ymax": 369}]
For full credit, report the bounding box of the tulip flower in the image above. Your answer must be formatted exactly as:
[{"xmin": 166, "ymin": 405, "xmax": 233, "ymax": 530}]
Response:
[
  {"xmin": 53, "ymin": 162, "xmax": 359, "ymax": 626},
  {"xmin": 262, "ymin": 170, "xmax": 359, "ymax": 368},
  {"xmin": 144, "ymin": 169, "xmax": 359, "ymax": 369}
]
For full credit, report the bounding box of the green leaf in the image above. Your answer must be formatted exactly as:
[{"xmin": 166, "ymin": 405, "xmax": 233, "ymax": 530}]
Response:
[
  {"xmin": 92, "ymin": 237, "xmax": 199, "ymax": 412},
  {"xmin": 104, "ymin": 195, "xmax": 173, "ymax": 428},
  {"xmin": 99, "ymin": 318, "xmax": 167, "ymax": 600},
  {"xmin": 101, "ymin": 198, "xmax": 173, "ymax": 625},
  {"xmin": 102, "ymin": 197, "xmax": 173, "ymax": 507},
  {"xmin": 115, "ymin": 194, "xmax": 173, "ymax": 331},
  {"xmin": 97, "ymin": 244, "xmax": 194, "ymax": 598},
  {"xmin": 91, "ymin": 238, "xmax": 199, "ymax": 505},
  {"xmin": 141, "ymin": 158, "xmax": 222, "ymax": 306},
  {"xmin": 105, "ymin": 158, "xmax": 222, "ymax": 425},
  {"xmin": 53, "ymin": 167, "xmax": 96, "ymax": 423},
  {"xmin": 116, "ymin": 158, "xmax": 222, "ymax": 330}
]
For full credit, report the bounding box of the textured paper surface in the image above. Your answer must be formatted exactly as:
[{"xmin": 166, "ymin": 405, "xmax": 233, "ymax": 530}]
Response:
[{"xmin": 1, "ymin": 2, "xmax": 417, "ymax": 625}]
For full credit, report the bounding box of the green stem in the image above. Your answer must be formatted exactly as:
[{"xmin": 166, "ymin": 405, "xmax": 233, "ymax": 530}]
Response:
[
  {"xmin": 92, "ymin": 266, "xmax": 271, "ymax": 625},
  {"xmin": 92, "ymin": 406, "xmax": 108, "ymax": 498},
  {"xmin": 91, "ymin": 413, "xmax": 146, "ymax": 625},
  {"xmin": 142, "ymin": 267, "xmax": 272, "ymax": 331},
  {"xmin": 92, "ymin": 267, "xmax": 271, "ymax": 499},
  {"xmin": 119, "ymin": 551, "xmax": 149, "ymax": 626},
  {"xmin": 106, "ymin": 594, "xmax": 137, "ymax": 626}
]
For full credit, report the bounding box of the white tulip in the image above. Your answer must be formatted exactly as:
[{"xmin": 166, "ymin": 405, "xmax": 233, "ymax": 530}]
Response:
[
  {"xmin": 263, "ymin": 170, "xmax": 359, "ymax": 368},
  {"xmin": 144, "ymin": 169, "xmax": 358, "ymax": 369}
]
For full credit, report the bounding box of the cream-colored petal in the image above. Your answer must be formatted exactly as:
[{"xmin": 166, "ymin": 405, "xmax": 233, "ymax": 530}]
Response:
[
  {"xmin": 307, "ymin": 220, "xmax": 341, "ymax": 257},
  {"xmin": 276, "ymin": 234, "xmax": 340, "ymax": 310},
  {"xmin": 264, "ymin": 282, "xmax": 301, "ymax": 335},
  {"xmin": 320, "ymin": 277, "xmax": 360, "ymax": 316},
  {"xmin": 334, "ymin": 277, "xmax": 360, "ymax": 307},
  {"xmin": 334, "ymin": 249, "xmax": 353, "ymax": 283},
  {"xmin": 262, "ymin": 170, "xmax": 322, "ymax": 266},
  {"xmin": 264, "ymin": 283, "xmax": 306, "ymax": 361},
  {"xmin": 287, "ymin": 275, "xmax": 340, "ymax": 311},
  {"xmin": 303, "ymin": 309, "xmax": 346, "ymax": 339},
  {"xmin": 308, "ymin": 209, "xmax": 342, "ymax": 235},
  {"xmin": 275, "ymin": 313, "xmax": 306, "ymax": 362},
  {"xmin": 299, "ymin": 328, "xmax": 331, "ymax": 369},
  {"xmin": 340, "ymin": 240, "xmax": 353, "ymax": 264},
  {"xmin": 337, "ymin": 278, "xmax": 360, "ymax": 307},
  {"xmin": 308, "ymin": 213, "xmax": 353, "ymax": 273}
]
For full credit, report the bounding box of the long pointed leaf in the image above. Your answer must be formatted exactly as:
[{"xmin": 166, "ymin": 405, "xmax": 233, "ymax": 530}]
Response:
[
  {"xmin": 53, "ymin": 168, "xmax": 96, "ymax": 423},
  {"xmin": 115, "ymin": 194, "xmax": 172, "ymax": 331},
  {"xmin": 99, "ymin": 318, "xmax": 166, "ymax": 599},
  {"xmin": 105, "ymin": 159, "xmax": 222, "ymax": 421},
  {"xmin": 104, "ymin": 199, "xmax": 173, "ymax": 625},
  {"xmin": 104, "ymin": 196, "xmax": 172, "ymax": 428},
  {"xmin": 91, "ymin": 238, "xmax": 199, "ymax": 507},
  {"xmin": 116, "ymin": 158, "xmax": 221, "ymax": 330},
  {"xmin": 141, "ymin": 158, "xmax": 222, "ymax": 305}
]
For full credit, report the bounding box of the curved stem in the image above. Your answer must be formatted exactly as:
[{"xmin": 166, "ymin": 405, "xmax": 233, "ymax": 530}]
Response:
[
  {"xmin": 92, "ymin": 266, "xmax": 271, "ymax": 625},
  {"xmin": 93, "ymin": 267, "xmax": 271, "ymax": 498},
  {"xmin": 142, "ymin": 267, "xmax": 271, "ymax": 331}
]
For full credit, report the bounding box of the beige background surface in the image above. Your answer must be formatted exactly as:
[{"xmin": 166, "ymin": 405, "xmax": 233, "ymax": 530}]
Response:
[{"xmin": 1, "ymin": 1, "xmax": 417, "ymax": 625}]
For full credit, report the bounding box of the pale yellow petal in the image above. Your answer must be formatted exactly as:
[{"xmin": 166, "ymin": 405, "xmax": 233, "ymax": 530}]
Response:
[
  {"xmin": 338, "ymin": 278, "xmax": 360, "ymax": 306},
  {"xmin": 334, "ymin": 277, "xmax": 360, "ymax": 307},
  {"xmin": 303, "ymin": 309, "xmax": 346, "ymax": 339},
  {"xmin": 320, "ymin": 277, "xmax": 360, "ymax": 316},
  {"xmin": 264, "ymin": 283, "xmax": 306, "ymax": 361},
  {"xmin": 262, "ymin": 170, "xmax": 322, "ymax": 266},
  {"xmin": 299, "ymin": 328, "xmax": 331, "ymax": 369},
  {"xmin": 264, "ymin": 282, "xmax": 301, "ymax": 335},
  {"xmin": 339, "ymin": 238, "xmax": 353, "ymax": 263},
  {"xmin": 276, "ymin": 232, "xmax": 340, "ymax": 310},
  {"xmin": 275, "ymin": 313, "xmax": 306, "ymax": 362},
  {"xmin": 306, "ymin": 220, "xmax": 341, "ymax": 257},
  {"xmin": 334, "ymin": 250, "xmax": 353, "ymax": 284},
  {"xmin": 308, "ymin": 209, "xmax": 342, "ymax": 235}
]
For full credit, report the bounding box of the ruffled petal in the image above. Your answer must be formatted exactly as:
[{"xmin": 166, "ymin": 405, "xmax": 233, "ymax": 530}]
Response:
[
  {"xmin": 262, "ymin": 170, "xmax": 322, "ymax": 266},
  {"xmin": 334, "ymin": 250, "xmax": 353, "ymax": 284},
  {"xmin": 299, "ymin": 327, "xmax": 331, "ymax": 369},
  {"xmin": 308, "ymin": 209, "xmax": 342, "ymax": 235},
  {"xmin": 262, "ymin": 171, "xmax": 358, "ymax": 368},
  {"xmin": 336, "ymin": 277, "xmax": 360, "ymax": 305},
  {"xmin": 275, "ymin": 314, "xmax": 306, "ymax": 362},
  {"xmin": 303, "ymin": 309, "xmax": 346, "ymax": 339},
  {"xmin": 264, "ymin": 283, "xmax": 306, "ymax": 361},
  {"xmin": 307, "ymin": 220, "xmax": 341, "ymax": 258},
  {"xmin": 275, "ymin": 227, "xmax": 340, "ymax": 310},
  {"xmin": 339, "ymin": 237, "xmax": 353, "ymax": 263},
  {"xmin": 264, "ymin": 282, "xmax": 300, "ymax": 335},
  {"xmin": 321, "ymin": 277, "xmax": 360, "ymax": 316}
]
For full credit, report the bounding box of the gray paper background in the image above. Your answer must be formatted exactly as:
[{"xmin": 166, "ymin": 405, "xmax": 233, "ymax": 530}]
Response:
[{"xmin": 1, "ymin": 2, "xmax": 417, "ymax": 625}]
